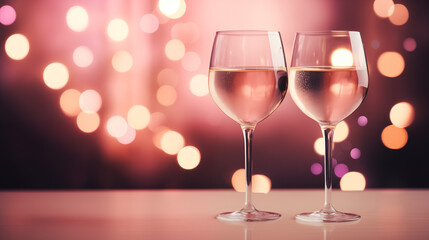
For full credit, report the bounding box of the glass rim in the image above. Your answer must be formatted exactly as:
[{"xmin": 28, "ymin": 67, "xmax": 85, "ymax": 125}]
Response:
[
  {"xmin": 215, "ymin": 30, "xmax": 281, "ymax": 36},
  {"xmin": 295, "ymin": 30, "xmax": 361, "ymax": 36}
]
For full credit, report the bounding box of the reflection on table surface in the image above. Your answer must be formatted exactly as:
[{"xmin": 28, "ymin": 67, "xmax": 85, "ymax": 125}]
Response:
[{"xmin": 0, "ymin": 189, "xmax": 428, "ymax": 239}]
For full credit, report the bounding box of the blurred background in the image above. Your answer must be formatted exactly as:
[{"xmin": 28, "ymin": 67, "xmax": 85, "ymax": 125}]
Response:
[{"xmin": 0, "ymin": 0, "xmax": 427, "ymax": 191}]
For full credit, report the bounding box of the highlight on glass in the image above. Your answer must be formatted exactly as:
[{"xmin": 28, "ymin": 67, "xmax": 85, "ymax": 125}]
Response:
[
  {"xmin": 289, "ymin": 31, "xmax": 369, "ymax": 222},
  {"xmin": 208, "ymin": 30, "xmax": 288, "ymax": 221}
]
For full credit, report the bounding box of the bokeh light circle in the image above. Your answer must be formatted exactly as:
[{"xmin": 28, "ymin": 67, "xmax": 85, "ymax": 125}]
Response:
[
  {"xmin": 107, "ymin": 116, "xmax": 128, "ymax": 138},
  {"xmin": 403, "ymin": 38, "xmax": 417, "ymax": 52},
  {"xmin": 79, "ymin": 89, "xmax": 102, "ymax": 113},
  {"xmin": 381, "ymin": 125, "xmax": 408, "ymax": 150},
  {"xmin": 43, "ymin": 62, "xmax": 69, "ymax": 90},
  {"xmin": 160, "ymin": 130, "xmax": 185, "ymax": 155},
  {"xmin": 390, "ymin": 102, "xmax": 415, "ymax": 128},
  {"xmin": 373, "ymin": 0, "xmax": 394, "ymax": 18},
  {"xmin": 76, "ymin": 112, "xmax": 100, "ymax": 133},
  {"xmin": 314, "ymin": 137, "xmax": 325, "ymax": 156},
  {"xmin": 357, "ymin": 116, "xmax": 368, "ymax": 126},
  {"xmin": 350, "ymin": 148, "xmax": 361, "ymax": 159},
  {"xmin": 331, "ymin": 48, "xmax": 353, "ymax": 67},
  {"xmin": 189, "ymin": 74, "xmax": 209, "ymax": 97},
  {"xmin": 107, "ymin": 18, "xmax": 129, "ymax": 41},
  {"xmin": 66, "ymin": 6, "xmax": 89, "ymax": 32},
  {"xmin": 231, "ymin": 169, "xmax": 246, "ymax": 192},
  {"xmin": 252, "ymin": 174, "xmax": 271, "ymax": 194},
  {"xmin": 377, "ymin": 52, "xmax": 405, "ymax": 78},
  {"xmin": 0, "ymin": 5, "xmax": 16, "ymax": 25},
  {"xmin": 311, "ymin": 163, "xmax": 323, "ymax": 175},
  {"xmin": 166, "ymin": 0, "xmax": 186, "ymax": 19},
  {"xmin": 117, "ymin": 125, "xmax": 136, "ymax": 145},
  {"xmin": 371, "ymin": 40, "xmax": 380, "ymax": 50},
  {"xmin": 157, "ymin": 85, "xmax": 177, "ymax": 106},
  {"xmin": 231, "ymin": 169, "xmax": 271, "ymax": 193},
  {"xmin": 165, "ymin": 39, "xmax": 185, "ymax": 61},
  {"xmin": 158, "ymin": 0, "xmax": 180, "ymax": 16},
  {"xmin": 140, "ymin": 14, "xmax": 159, "ymax": 33},
  {"xmin": 388, "ymin": 4, "xmax": 409, "ymax": 26},
  {"xmin": 181, "ymin": 52, "xmax": 201, "ymax": 71},
  {"xmin": 334, "ymin": 121, "xmax": 349, "ymax": 142},
  {"xmin": 177, "ymin": 146, "xmax": 201, "ymax": 170},
  {"xmin": 340, "ymin": 172, "xmax": 366, "ymax": 191},
  {"xmin": 5, "ymin": 34, "xmax": 30, "ymax": 60},
  {"xmin": 60, "ymin": 89, "xmax": 81, "ymax": 117},
  {"xmin": 127, "ymin": 105, "xmax": 151, "ymax": 130},
  {"xmin": 73, "ymin": 46, "xmax": 94, "ymax": 68},
  {"xmin": 334, "ymin": 163, "xmax": 349, "ymax": 178},
  {"xmin": 112, "ymin": 50, "xmax": 133, "ymax": 72},
  {"xmin": 157, "ymin": 68, "xmax": 178, "ymax": 86}
]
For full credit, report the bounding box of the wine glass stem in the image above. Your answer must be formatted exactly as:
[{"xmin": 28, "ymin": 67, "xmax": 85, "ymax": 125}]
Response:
[
  {"xmin": 321, "ymin": 125, "xmax": 335, "ymax": 213},
  {"xmin": 242, "ymin": 125, "xmax": 256, "ymax": 211}
]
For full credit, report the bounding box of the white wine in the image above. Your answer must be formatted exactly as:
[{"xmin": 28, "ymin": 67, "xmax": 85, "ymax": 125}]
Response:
[
  {"xmin": 289, "ymin": 66, "xmax": 368, "ymax": 125},
  {"xmin": 209, "ymin": 67, "xmax": 287, "ymax": 126}
]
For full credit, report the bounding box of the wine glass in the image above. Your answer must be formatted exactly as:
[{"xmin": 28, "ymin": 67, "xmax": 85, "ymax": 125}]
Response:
[
  {"xmin": 208, "ymin": 30, "xmax": 288, "ymax": 221},
  {"xmin": 289, "ymin": 31, "xmax": 368, "ymax": 222}
]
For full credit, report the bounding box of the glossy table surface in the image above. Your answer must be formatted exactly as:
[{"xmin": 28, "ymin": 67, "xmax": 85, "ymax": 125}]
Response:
[{"xmin": 0, "ymin": 189, "xmax": 428, "ymax": 239}]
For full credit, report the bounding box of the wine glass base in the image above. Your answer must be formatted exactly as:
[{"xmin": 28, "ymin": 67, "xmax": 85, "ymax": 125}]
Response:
[
  {"xmin": 217, "ymin": 210, "xmax": 281, "ymax": 222},
  {"xmin": 296, "ymin": 211, "xmax": 360, "ymax": 223}
]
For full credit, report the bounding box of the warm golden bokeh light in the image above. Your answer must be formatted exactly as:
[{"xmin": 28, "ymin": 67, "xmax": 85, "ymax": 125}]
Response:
[
  {"xmin": 79, "ymin": 89, "xmax": 102, "ymax": 113},
  {"xmin": 106, "ymin": 116, "xmax": 128, "ymax": 138},
  {"xmin": 231, "ymin": 169, "xmax": 246, "ymax": 192},
  {"xmin": 177, "ymin": 146, "xmax": 201, "ymax": 170},
  {"xmin": 73, "ymin": 46, "xmax": 93, "ymax": 68},
  {"xmin": 66, "ymin": 6, "xmax": 89, "ymax": 32},
  {"xmin": 158, "ymin": 0, "xmax": 180, "ymax": 16},
  {"xmin": 231, "ymin": 169, "xmax": 271, "ymax": 193},
  {"xmin": 107, "ymin": 18, "xmax": 129, "ymax": 42},
  {"xmin": 390, "ymin": 102, "xmax": 415, "ymax": 128},
  {"xmin": 252, "ymin": 174, "xmax": 272, "ymax": 194},
  {"xmin": 76, "ymin": 112, "xmax": 100, "ymax": 133},
  {"xmin": 112, "ymin": 50, "xmax": 133, "ymax": 72},
  {"xmin": 5, "ymin": 33, "xmax": 30, "ymax": 60},
  {"xmin": 60, "ymin": 89, "xmax": 81, "ymax": 117},
  {"xmin": 156, "ymin": 85, "xmax": 177, "ymax": 106},
  {"xmin": 381, "ymin": 125, "xmax": 408, "ymax": 150},
  {"xmin": 334, "ymin": 121, "xmax": 349, "ymax": 142},
  {"xmin": 165, "ymin": 0, "xmax": 186, "ymax": 19},
  {"xmin": 189, "ymin": 74, "xmax": 209, "ymax": 97},
  {"xmin": 43, "ymin": 62, "xmax": 69, "ymax": 90},
  {"xmin": 314, "ymin": 137, "xmax": 325, "ymax": 155},
  {"xmin": 340, "ymin": 171, "xmax": 366, "ymax": 191},
  {"xmin": 373, "ymin": 0, "xmax": 394, "ymax": 18},
  {"xmin": 165, "ymin": 39, "xmax": 185, "ymax": 61},
  {"xmin": 160, "ymin": 130, "xmax": 185, "ymax": 155},
  {"xmin": 127, "ymin": 105, "xmax": 151, "ymax": 130},
  {"xmin": 377, "ymin": 51, "xmax": 405, "ymax": 78},
  {"xmin": 388, "ymin": 4, "xmax": 409, "ymax": 26},
  {"xmin": 331, "ymin": 48, "xmax": 353, "ymax": 67}
]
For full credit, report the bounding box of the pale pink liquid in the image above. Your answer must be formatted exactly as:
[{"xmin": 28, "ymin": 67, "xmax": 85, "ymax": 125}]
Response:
[
  {"xmin": 209, "ymin": 68, "xmax": 288, "ymax": 126},
  {"xmin": 289, "ymin": 67, "xmax": 368, "ymax": 125}
]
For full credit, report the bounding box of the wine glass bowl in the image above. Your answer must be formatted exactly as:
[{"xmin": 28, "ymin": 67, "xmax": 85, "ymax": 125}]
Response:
[
  {"xmin": 290, "ymin": 31, "xmax": 368, "ymax": 222},
  {"xmin": 209, "ymin": 30, "xmax": 287, "ymax": 221}
]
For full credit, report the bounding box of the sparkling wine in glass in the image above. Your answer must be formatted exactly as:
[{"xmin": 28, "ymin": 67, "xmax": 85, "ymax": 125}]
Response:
[
  {"xmin": 209, "ymin": 30, "xmax": 288, "ymax": 221},
  {"xmin": 290, "ymin": 31, "xmax": 368, "ymax": 222}
]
